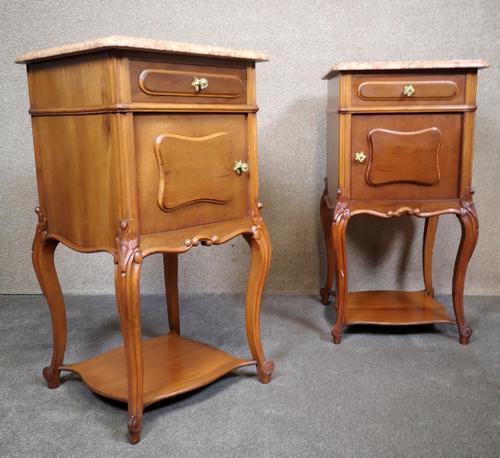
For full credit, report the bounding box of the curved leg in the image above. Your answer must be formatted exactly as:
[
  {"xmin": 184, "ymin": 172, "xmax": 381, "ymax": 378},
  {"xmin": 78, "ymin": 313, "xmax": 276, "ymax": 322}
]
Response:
[
  {"xmin": 244, "ymin": 222, "xmax": 274, "ymax": 384},
  {"xmin": 331, "ymin": 205, "xmax": 350, "ymax": 345},
  {"xmin": 452, "ymin": 203, "xmax": 479, "ymax": 345},
  {"xmin": 422, "ymin": 216, "xmax": 439, "ymax": 297},
  {"xmin": 163, "ymin": 253, "xmax": 180, "ymax": 334},
  {"xmin": 320, "ymin": 189, "xmax": 335, "ymax": 305},
  {"xmin": 32, "ymin": 208, "xmax": 67, "ymax": 389},
  {"xmin": 114, "ymin": 221, "xmax": 144, "ymax": 444}
]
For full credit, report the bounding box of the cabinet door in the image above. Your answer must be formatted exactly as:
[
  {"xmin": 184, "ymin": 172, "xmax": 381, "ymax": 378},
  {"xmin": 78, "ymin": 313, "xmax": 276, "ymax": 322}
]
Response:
[
  {"xmin": 135, "ymin": 114, "xmax": 249, "ymax": 234},
  {"xmin": 350, "ymin": 114, "xmax": 462, "ymax": 200}
]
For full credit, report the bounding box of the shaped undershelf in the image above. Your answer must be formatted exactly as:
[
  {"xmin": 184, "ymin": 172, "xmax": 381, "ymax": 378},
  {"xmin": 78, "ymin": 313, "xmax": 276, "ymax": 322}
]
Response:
[
  {"xmin": 345, "ymin": 290, "xmax": 455, "ymax": 326},
  {"xmin": 61, "ymin": 333, "xmax": 253, "ymax": 407}
]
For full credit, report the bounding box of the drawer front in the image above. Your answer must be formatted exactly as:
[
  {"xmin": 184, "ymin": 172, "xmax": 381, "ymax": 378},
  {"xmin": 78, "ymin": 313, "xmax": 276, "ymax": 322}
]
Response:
[
  {"xmin": 351, "ymin": 74, "xmax": 465, "ymax": 106},
  {"xmin": 135, "ymin": 114, "xmax": 249, "ymax": 234},
  {"xmin": 350, "ymin": 114, "xmax": 462, "ymax": 200},
  {"xmin": 130, "ymin": 60, "xmax": 247, "ymax": 104}
]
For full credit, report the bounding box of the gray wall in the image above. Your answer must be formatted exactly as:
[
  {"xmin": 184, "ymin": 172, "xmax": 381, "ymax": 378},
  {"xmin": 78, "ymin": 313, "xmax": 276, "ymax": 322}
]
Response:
[{"xmin": 1, "ymin": 0, "xmax": 499, "ymax": 296}]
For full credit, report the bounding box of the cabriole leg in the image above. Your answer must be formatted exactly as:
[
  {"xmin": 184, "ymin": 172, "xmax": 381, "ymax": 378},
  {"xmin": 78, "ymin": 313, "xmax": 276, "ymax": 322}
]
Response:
[
  {"xmin": 114, "ymin": 221, "xmax": 144, "ymax": 444},
  {"xmin": 422, "ymin": 216, "xmax": 439, "ymax": 297},
  {"xmin": 163, "ymin": 253, "xmax": 180, "ymax": 334},
  {"xmin": 452, "ymin": 203, "xmax": 479, "ymax": 345},
  {"xmin": 244, "ymin": 222, "xmax": 274, "ymax": 384},
  {"xmin": 320, "ymin": 188, "xmax": 335, "ymax": 305},
  {"xmin": 331, "ymin": 205, "xmax": 350, "ymax": 345},
  {"xmin": 32, "ymin": 208, "xmax": 67, "ymax": 389}
]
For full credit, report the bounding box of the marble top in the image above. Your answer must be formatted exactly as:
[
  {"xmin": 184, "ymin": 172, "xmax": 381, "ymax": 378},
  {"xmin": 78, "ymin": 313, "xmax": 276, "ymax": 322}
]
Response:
[
  {"xmin": 323, "ymin": 59, "xmax": 489, "ymax": 79},
  {"xmin": 15, "ymin": 35, "xmax": 269, "ymax": 64}
]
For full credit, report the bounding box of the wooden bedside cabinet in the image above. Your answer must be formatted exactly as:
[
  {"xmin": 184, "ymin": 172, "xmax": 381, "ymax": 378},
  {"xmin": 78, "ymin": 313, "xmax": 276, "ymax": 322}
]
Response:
[
  {"xmin": 16, "ymin": 36, "xmax": 273, "ymax": 444},
  {"xmin": 320, "ymin": 60, "xmax": 488, "ymax": 345}
]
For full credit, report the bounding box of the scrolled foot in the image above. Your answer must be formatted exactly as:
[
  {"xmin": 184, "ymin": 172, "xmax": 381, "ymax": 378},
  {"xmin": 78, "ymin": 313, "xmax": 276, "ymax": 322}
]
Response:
[
  {"xmin": 128, "ymin": 415, "xmax": 142, "ymax": 445},
  {"xmin": 331, "ymin": 326, "xmax": 343, "ymax": 345},
  {"xmin": 458, "ymin": 325, "xmax": 472, "ymax": 345},
  {"xmin": 257, "ymin": 360, "xmax": 275, "ymax": 384},
  {"xmin": 42, "ymin": 366, "xmax": 61, "ymax": 389}
]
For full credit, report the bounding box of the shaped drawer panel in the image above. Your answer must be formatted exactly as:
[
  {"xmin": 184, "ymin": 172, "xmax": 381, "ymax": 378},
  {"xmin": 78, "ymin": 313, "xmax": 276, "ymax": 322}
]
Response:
[
  {"xmin": 351, "ymin": 74, "xmax": 465, "ymax": 107},
  {"xmin": 130, "ymin": 59, "xmax": 247, "ymax": 105}
]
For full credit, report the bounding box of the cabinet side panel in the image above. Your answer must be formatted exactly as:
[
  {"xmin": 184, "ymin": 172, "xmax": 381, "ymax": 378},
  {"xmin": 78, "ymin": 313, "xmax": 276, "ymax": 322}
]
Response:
[
  {"xmin": 31, "ymin": 115, "xmax": 118, "ymax": 249},
  {"xmin": 326, "ymin": 76, "xmax": 340, "ymax": 204},
  {"xmin": 27, "ymin": 53, "xmax": 115, "ymax": 111},
  {"xmin": 460, "ymin": 71, "xmax": 478, "ymax": 197},
  {"xmin": 246, "ymin": 63, "xmax": 259, "ymax": 208}
]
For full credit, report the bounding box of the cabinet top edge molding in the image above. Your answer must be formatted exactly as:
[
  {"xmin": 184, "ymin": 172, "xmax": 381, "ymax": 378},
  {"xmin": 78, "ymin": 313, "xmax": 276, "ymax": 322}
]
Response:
[
  {"xmin": 15, "ymin": 35, "xmax": 269, "ymax": 64},
  {"xmin": 323, "ymin": 59, "xmax": 489, "ymax": 79}
]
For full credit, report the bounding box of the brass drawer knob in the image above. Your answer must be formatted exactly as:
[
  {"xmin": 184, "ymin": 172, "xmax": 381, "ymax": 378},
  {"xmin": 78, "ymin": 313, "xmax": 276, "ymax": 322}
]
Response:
[
  {"xmin": 354, "ymin": 151, "xmax": 367, "ymax": 163},
  {"xmin": 192, "ymin": 76, "xmax": 209, "ymax": 93},
  {"xmin": 233, "ymin": 160, "xmax": 249, "ymax": 175},
  {"xmin": 403, "ymin": 84, "xmax": 416, "ymax": 97}
]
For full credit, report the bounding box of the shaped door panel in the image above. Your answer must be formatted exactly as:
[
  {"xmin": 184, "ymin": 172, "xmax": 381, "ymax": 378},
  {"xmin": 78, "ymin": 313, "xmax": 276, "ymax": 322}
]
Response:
[
  {"xmin": 366, "ymin": 127, "xmax": 442, "ymax": 186},
  {"xmin": 155, "ymin": 132, "xmax": 233, "ymax": 211},
  {"xmin": 135, "ymin": 114, "xmax": 249, "ymax": 234},
  {"xmin": 350, "ymin": 114, "xmax": 462, "ymax": 200}
]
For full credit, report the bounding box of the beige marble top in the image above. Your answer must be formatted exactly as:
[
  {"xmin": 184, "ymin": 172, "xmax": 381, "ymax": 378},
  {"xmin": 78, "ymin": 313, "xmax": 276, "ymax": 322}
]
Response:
[
  {"xmin": 323, "ymin": 59, "xmax": 489, "ymax": 79},
  {"xmin": 15, "ymin": 35, "xmax": 269, "ymax": 64}
]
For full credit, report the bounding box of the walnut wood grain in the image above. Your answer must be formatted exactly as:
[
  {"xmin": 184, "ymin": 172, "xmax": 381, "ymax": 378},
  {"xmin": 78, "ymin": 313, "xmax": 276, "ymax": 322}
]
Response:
[
  {"xmin": 352, "ymin": 74, "xmax": 466, "ymax": 107},
  {"xmin": 61, "ymin": 333, "xmax": 253, "ymax": 405},
  {"xmin": 351, "ymin": 114, "xmax": 461, "ymax": 200},
  {"xmin": 139, "ymin": 217, "xmax": 256, "ymax": 255},
  {"xmin": 244, "ymin": 215, "xmax": 274, "ymax": 383},
  {"xmin": 131, "ymin": 59, "xmax": 247, "ymax": 105},
  {"xmin": 20, "ymin": 39, "xmax": 272, "ymax": 444},
  {"xmin": 163, "ymin": 253, "xmax": 180, "ymax": 334},
  {"xmin": 366, "ymin": 127, "xmax": 442, "ymax": 186},
  {"xmin": 113, "ymin": 220, "xmax": 144, "ymax": 444},
  {"xmin": 345, "ymin": 290, "xmax": 454, "ymax": 325},
  {"xmin": 321, "ymin": 63, "xmax": 486, "ymax": 344},
  {"xmin": 29, "ymin": 103, "xmax": 259, "ymax": 115},
  {"xmin": 348, "ymin": 199, "xmax": 461, "ymax": 217},
  {"xmin": 32, "ymin": 208, "xmax": 67, "ymax": 389},
  {"xmin": 319, "ymin": 188, "xmax": 335, "ymax": 305},
  {"xmin": 331, "ymin": 201, "xmax": 350, "ymax": 344},
  {"xmin": 423, "ymin": 216, "xmax": 439, "ymax": 297},
  {"xmin": 30, "ymin": 114, "xmax": 120, "ymax": 250},
  {"xmin": 135, "ymin": 114, "xmax": 249, "ymax": 235},
  {"xmin": 358, "ymin": 79, "xmax": 459, "ymax": 100},
  {"xmin": 155, "ymin": 131, "xmax": 233, "ymax": 211},
  {"xmin": 452, "ymin": 198, "xmax": 479, "ymax": 344}
]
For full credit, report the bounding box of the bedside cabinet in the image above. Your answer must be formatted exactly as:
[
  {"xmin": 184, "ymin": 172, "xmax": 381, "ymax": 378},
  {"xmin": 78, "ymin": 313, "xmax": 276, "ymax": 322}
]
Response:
[
  {"xmin": 320, "ymin": 60, "xmax": 488, "ymax": 345},
  {"xmin": 17, "ymin": 36, "xmax": 273, "ymax": 444}
]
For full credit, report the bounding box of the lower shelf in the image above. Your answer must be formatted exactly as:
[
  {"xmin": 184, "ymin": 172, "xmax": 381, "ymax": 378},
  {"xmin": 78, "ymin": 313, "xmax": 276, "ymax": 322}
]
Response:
[
  {"xmin": 345, "ymin": 290, "xmax": 455, "ymax": 326},
  {"xmin": 61, "ymin": 333, "xmax": 254, "ymax": 407}
]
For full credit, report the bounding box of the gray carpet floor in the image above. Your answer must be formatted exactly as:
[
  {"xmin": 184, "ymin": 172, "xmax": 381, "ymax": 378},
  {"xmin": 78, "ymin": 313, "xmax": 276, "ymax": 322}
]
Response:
[{"xmin": 0, "ymin": 293, "xmax": 499, "ymax": 457}]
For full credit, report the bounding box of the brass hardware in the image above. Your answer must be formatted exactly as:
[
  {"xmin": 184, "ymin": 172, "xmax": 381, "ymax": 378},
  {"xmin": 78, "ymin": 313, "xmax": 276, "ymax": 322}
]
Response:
[
  {"xmin": 403, "ymin": 84, "xmax": 416, "ymax": 97},
  {"xmin": 233, "ymin": 160, "xmax": 249, "ymax": 175},
  {"xmin": 191, "ymin": 76, "xmax": 208, "ymax": 93},
  {"xmin": 354, "ymin": 151, "xmax": 367, "ymax": 163}
]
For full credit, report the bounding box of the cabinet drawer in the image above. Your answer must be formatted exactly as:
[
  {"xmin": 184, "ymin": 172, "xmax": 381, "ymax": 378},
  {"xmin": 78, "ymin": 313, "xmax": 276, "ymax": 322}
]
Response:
[
  {"xmin": 351, "ymin": 74, "xmax": 465, "ymax": 106},
  {"xmin": 130, "ymin": 60, "xmax": 247, "ymax": 105},
  {"xmin": 350, "ymin": 114, "xmax": 462, "ymax": 200},
  {"xmin": 134, "ymin": 114, "xmax": 249, "ymax": 234}
]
